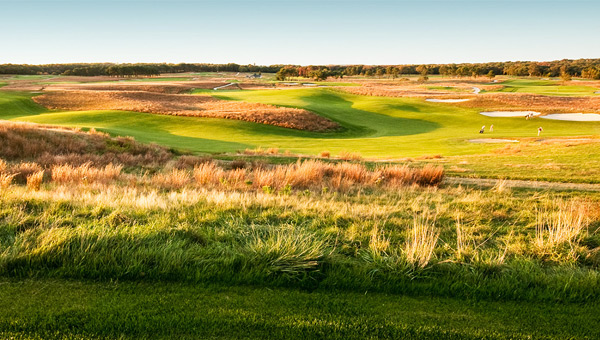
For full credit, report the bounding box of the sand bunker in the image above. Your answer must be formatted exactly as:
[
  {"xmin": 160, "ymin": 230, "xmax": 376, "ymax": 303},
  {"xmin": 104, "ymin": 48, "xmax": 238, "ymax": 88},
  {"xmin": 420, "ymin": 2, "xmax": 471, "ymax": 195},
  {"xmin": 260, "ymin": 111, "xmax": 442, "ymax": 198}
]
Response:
[
  {"xmin": 480, "ymin": 111, "xmax": 541, "ymax": 117},
  {"xmin": 282, "ymin": 82, "xmax": 299, "ymax": 86},
  {"xmin": 425, "ymin": 98, "xmax": 471, "ymax": 103},
  {"xmin": 472, "ymin": 87, "xmax": 481, "ymax": 94},
  {"xmin": 213, "ymin": 83, "xmax": 237, "ymax": 90},
  {"xmin": 469, "ymin": 139, "xmax": 519, "ymax": 143},
  {"xmin": 302, "ymin": 83, "xmax": 317, "ymax": 86},
  {"xmin": 541, "ymin": 113, "xmax": 600, "ymax": 121}
]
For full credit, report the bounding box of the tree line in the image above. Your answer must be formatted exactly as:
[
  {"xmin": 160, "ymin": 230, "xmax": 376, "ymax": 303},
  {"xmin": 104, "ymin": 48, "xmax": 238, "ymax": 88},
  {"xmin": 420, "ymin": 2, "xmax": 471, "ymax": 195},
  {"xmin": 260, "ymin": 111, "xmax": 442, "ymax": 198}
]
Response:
[
  {"xmin": 276, "ymin": 59, "xmax": 600, "ymax": 81},
  {"xmin": 0, "ymin": 63, "xmax": 281, "ymax": 77},
  {"xmin": 2, "ymin": 59, "xmax": 600, "ymax": 80}
]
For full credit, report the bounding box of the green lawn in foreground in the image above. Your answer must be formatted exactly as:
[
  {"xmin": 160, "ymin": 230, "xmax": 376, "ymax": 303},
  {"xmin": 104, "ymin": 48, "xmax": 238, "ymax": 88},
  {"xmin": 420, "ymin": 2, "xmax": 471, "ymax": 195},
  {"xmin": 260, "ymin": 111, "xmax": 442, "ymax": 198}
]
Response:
[
  {"xmin": 1, "ymin": 279, "xmax": 597, "ymax": 340},
  {"xmin": 2, "ymin": 88, "xmax": 600, "ymax": 159},
  {"xmin": 492, "ymin": 79, "xmax": 600, "ymax": 96}
]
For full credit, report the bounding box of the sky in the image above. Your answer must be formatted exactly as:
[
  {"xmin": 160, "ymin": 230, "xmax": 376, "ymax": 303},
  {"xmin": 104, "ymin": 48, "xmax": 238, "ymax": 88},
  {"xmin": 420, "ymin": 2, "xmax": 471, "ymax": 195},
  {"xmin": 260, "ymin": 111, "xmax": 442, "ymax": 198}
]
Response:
[{"xmin": 0, "ymin": 0, "xmax": 599, "ymax": 65}]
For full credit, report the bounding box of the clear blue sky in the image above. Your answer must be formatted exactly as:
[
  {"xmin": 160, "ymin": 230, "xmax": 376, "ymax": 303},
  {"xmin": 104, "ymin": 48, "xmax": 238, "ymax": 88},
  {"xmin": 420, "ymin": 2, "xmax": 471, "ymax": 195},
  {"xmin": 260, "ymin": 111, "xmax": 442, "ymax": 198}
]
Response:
[{"xmin": 0, "ymin": 0, "xmax": 598, "ymax": 65}]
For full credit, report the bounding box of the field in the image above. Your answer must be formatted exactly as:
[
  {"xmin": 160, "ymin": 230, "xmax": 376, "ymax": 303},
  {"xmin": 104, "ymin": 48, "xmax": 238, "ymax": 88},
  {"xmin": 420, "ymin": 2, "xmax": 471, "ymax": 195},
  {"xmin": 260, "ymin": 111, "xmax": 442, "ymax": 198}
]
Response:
[{"xmin": 1, "ymin": 72, "xmax": 600, "ymax": 339}]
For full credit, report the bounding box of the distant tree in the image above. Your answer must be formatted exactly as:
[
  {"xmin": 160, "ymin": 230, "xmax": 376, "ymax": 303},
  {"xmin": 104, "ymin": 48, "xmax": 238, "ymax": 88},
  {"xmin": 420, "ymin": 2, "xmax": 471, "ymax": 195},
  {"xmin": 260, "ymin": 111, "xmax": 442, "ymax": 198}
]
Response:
[
  {"xmin": 276, "ymin": 66, "xmax": 298, "ymax": 81},
  {"xmin": 487, "ymin": 70, "xmax": 495, "ymax": 80},
  {"xmin": 582, "ymin": 66, "xmax": 600, "ymax": 80},
  {"xmin": 560, "ymin": 65, "xmax": 572, "ymax": 82},
  {"xmin": 528, "ymin": 63, "xmax": 542, "ymax": 77},
  {"xmin": 309, "ymin": 69, "xmax": 329, "ymax": 81},
  {"xmin": 416, "ymin": 65, "xmax": 428, "ymax": 76}
]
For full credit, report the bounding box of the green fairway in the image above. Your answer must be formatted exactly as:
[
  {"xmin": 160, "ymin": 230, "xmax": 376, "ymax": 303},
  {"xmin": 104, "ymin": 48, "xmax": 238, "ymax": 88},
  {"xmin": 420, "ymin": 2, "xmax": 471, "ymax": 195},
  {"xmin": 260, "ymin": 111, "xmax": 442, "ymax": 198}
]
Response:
[
  {"xmin": 492, "ymin": 79, "xmax": 600, "ymax": 96},
  {"xmin": 1, "ymin": 279, "xmax": 598, "ymax": 340},
  {"xmin": 3, "ymin": 88, "xmax": 599, "ymax": 158}
]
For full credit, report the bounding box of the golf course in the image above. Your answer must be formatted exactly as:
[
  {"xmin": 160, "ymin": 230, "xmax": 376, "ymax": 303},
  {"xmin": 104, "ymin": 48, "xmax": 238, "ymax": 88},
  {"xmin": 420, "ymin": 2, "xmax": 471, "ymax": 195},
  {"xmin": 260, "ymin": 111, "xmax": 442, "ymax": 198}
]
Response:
[{"xmin": 1, "ymin": 69, "xmax": 600, "ymax": 340}]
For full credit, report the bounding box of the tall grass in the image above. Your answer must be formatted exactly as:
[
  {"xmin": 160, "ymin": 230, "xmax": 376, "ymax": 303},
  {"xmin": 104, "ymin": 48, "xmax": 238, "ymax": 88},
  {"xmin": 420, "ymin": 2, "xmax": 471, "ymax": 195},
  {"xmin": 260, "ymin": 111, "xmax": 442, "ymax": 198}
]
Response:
[
  {"xmin": 245, "ymin": 225, "xmax": 328, "ymax": 280},
  {"xmin": 51, "ymin": 162, "xmax": 123, "ymax": 185},
  {"xmin": 0, "ymin": 173, "xmax": 15, "ymax": 188},
  {"xmin": 26, "ymin": 170, "xmax": 44, "ymax": 191},
  {"xmin": 404, "ymin": 216, "xmax": 440, "ymax": 268},
  {"xmin": 535, "ymin": 202, "xmax": 588, "ymax": 262}
]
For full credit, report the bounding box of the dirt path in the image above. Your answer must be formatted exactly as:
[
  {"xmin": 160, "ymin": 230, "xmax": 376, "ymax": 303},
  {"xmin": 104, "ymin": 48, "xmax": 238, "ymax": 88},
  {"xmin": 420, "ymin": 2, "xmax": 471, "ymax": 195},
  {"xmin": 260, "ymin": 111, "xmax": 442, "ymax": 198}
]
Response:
[{"xmin": 445, "ymin": 177, "xmax": 600, "ymax": 192}]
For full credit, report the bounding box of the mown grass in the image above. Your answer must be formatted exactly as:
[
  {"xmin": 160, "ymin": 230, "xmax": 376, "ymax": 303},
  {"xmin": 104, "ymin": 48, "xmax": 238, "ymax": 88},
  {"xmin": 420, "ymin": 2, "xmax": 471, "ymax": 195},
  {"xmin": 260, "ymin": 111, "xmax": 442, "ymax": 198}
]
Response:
[
  {"xmin": 8, "ymin": 88, "xmax": 599, "ymax": 158},
  {"xmin": 492, "ymin": 79, "xmax": 600, "ymax": 96},
  {"xmin": 1, "ymin": 279, "xmax": 598, "ymax": 340},
  {"xmin": 435, "ymin": 140, "xmax": 600, "ymax": 183}
]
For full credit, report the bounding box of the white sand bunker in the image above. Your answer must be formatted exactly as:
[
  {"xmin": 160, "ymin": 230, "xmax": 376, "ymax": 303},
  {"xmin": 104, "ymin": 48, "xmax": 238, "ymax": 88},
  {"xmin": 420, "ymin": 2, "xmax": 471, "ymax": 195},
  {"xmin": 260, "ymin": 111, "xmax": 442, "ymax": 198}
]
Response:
[
  {"xmin": 425, "ymin": 98, "xmax": 471, "ymax": 103},
  {"xmin": 480, "ymin": 111, "xmax": 541, "ymax": 117},
  {"xmin": 213, "ymin": 83, "xmax": 237, "ymax": 90},
  {"xmin": 282, "ymin": 82, "xmax": 299, "ymax": 86},
  {"xmin": 541, "ymin": 113, "xmax": 600, "ymax": 121},
  {"xmin": 595, "ymin": 91, "xmax": 600, "ymax": 94},
  {"xmin": 472, "ymin": 87, "xmax": 481, "ymax": 94},
  {"xmin": 469, "ymin": 139, "xmax": 519, "ymax": 143},
  {"xmin": 302, "ymin": 83, "xmax": 317, "ymax": 86}
]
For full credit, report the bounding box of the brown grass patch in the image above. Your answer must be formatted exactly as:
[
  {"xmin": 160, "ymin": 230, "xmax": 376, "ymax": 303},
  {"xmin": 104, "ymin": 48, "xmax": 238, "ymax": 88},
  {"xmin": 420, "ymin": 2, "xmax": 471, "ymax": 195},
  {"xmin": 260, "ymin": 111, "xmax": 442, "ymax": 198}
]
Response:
[
  {"xmin": 0, "ymin": 121, "xmax": 172, "ymax": 168},
  {"xmin": 0, "ymin": 173, "xmax": 15, "ymax": 188},
  {"xmin": 338, "ymin": 151, "xmax": 363, "ymax": 161},
  {"xmin": 185, "ymin": 160, "xmax": 445, "ymax": 192},
  {"xmin": 34, "ymin": 90, "xmax": 339, "ymax": 132},
  {"xmin": 51, "ymin": 162, "xmax": 123, "ymax": 185},
  {"xmin": 456, "ymin": 93, "xmax": 600, "ymax": 114},
  {"xmin": 26, "ymin": 170, "xmax": 45, "ymax": 190}
]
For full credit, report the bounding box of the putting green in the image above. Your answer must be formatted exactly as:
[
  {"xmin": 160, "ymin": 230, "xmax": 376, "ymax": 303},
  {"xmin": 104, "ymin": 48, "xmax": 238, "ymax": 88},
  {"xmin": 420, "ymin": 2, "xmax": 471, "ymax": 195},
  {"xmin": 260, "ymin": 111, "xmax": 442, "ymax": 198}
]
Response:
[{"xmin": 2, "ymin": 88, "xmax": 600, "ymax": 157}]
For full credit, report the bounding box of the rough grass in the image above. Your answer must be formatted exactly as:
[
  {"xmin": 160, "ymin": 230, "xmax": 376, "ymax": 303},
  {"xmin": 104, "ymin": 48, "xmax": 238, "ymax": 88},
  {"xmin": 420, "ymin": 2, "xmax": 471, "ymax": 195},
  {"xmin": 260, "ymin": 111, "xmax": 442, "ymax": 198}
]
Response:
[
  {"xmin": 34, "ymin": 90, "xmax": 339, "ymax": 132},
  {"xmin": 456, "ymin": 92, "xmax": 600, "ymax": 114},
  {"xmin": 1, "ymin": 181, "xmax": 599, "ymax": 301},
  {"xmin": 0, "ymin": 121, "xmax": 173, "ymax": 168}
]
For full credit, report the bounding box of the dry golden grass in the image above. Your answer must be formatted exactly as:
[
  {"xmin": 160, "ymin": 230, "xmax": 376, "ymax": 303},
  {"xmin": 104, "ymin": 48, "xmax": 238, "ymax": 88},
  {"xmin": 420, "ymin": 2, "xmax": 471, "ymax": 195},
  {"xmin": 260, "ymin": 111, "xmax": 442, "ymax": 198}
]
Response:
[
  {"xmin": 9, "ymin": 162, "xmax": 43, "ymax": 184},
  {"xmin": 319, "ymin": 151, "xmax": 330, "ymax": 158},
  {"xmin": 0, "ymin": 121, "xmax": 172, "ymax": 168},
  {"xmin": 243, "ymin": 147, "xmax": 281, "ymax": 156},
  {"xmin": 369, "ymin": 225, "xmax": 390, "ymax": 256},
  {"xmin": 0, "ymin": 173, "xmax": 15, "ymax": 188},
  {"xmin": 535, "ymin": 202, "xmax": 588, "ymax": 261},
  {"xmin": 338, "ymin": 151, "xmax": 363, "ymax": 161},
  {"xmin": 151, "ymin": 168, "xmax": 191, "ymax": 189},
  {"xmin": 46, "ymin": 81, "xmax": 219, "ymax": 94},
  {"xmin": 193, "ymin": 162, "xmax": 225, "ymax": 186},
  {"xmin": 26, "ymin": 170, "xmax": 45, "ymax": 191},
  {"xmin": 404, "ymin": 216, "xmax": 440, "ymax": 268},
  {"xmin": 456, "ymin": 93, "xmax": 600, "ymax": 114},
  {"xmin": 51, "ymin": 162, "xmax": 123, "ymax": 185},
  {"xmin": 34, "ymin": 90, "xmax": 339, "ymax": 132},
  {"xmin": 337, "ymin": 80, "xmax": 498, "ymax": 98},
  {"xmin": 187, "ymin": 160, "xmax": 443, "ymax": 192}
]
